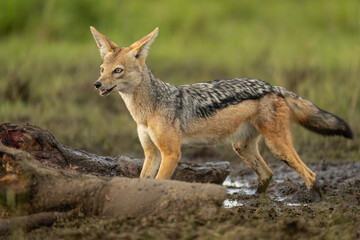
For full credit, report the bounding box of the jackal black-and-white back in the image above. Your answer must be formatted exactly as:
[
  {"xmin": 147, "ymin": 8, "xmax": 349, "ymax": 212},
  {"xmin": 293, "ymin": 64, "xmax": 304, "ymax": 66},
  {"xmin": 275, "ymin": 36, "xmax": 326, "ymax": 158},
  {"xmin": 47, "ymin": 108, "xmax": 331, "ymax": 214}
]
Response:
[
  {"xmin": 146, "ymin": 70, "xmax": 279, "ymax": 119},
  {"xmin": 179, "ymin": 78, "xmax": 278, "ymax": 119}
]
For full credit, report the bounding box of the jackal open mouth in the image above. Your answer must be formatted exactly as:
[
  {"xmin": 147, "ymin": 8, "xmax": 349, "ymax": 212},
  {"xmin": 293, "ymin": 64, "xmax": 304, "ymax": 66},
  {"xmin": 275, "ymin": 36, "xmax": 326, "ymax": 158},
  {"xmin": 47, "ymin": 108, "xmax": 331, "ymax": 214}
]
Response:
[{"xmin": 99, "ymin": 85, "xmax": 117, "ymax": 96}]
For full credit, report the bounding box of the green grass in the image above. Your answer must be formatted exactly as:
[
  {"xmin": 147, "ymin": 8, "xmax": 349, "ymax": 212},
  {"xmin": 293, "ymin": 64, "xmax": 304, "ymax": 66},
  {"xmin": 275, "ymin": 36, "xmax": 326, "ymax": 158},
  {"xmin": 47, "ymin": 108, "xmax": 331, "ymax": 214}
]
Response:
[{"xmin": 0, "ymin": 0, "xmax": 359, "ymax": 161}]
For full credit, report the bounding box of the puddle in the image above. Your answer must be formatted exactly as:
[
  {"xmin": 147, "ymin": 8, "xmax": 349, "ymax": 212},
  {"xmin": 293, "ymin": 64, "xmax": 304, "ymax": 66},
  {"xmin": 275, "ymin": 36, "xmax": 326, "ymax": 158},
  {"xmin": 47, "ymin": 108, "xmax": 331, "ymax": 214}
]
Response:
[
  {"xmin": 223, "ymin": 176, "xmax": 304, "ymax": 208},
  {"xmin": 223, "ymin": 199, "xmax": 243, "ymax": 208},
  {"xmin": 286, "ymin": 203, "xmax": 303, "ymax": 207},
  {"xmin": 223, "ymin": 176, "xmax": 255, "ymax": 208},
  {"xmin": 276, "ymin": 196, "xmax": 290, "ymax": 202},
  {"xmin": 223, "ymin": 176, "xmax": 256, "ymax": 195}
]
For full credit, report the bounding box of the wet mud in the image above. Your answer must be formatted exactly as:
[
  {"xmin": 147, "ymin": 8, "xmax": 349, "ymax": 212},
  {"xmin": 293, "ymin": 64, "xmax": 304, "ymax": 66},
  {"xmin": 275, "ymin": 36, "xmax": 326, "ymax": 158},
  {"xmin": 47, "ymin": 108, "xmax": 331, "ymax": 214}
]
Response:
[{"xmin": 11, "ymin": 161, "xmax": 360, "ymax": 240}]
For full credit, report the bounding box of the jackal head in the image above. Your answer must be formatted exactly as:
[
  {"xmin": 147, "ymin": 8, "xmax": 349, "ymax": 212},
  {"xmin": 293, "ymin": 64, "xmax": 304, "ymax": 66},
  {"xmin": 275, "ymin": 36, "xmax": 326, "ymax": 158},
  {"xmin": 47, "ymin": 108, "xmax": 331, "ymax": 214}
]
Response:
[{"xmin": 90, "ymin": 27, "xmax": 158, "ymax": 96}]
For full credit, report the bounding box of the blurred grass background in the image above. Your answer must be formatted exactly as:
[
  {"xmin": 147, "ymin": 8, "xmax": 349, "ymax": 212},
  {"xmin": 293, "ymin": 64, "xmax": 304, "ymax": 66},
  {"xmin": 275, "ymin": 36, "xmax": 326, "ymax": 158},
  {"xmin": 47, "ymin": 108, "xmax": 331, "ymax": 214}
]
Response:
[{"xmin": 0, "ymin": 0, "xmax": 359, "ymax": 162}]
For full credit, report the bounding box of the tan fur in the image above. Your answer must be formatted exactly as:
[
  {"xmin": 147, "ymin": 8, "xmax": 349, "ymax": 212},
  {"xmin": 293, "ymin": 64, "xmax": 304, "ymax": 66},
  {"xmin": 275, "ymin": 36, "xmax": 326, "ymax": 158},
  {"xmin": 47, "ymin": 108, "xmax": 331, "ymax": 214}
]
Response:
[
  {"xmin": 181, "ymin": 100, "xmax": 258, "ymax": 145},
  {"xmin": 89, "ymin": 27, "xmax": 351, "ymax": 192}
]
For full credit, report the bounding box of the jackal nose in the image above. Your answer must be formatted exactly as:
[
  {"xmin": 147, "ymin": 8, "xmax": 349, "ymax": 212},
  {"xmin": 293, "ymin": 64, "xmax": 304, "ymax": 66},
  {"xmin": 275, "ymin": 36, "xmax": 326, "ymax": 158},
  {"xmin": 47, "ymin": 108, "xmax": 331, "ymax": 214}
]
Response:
[{"xmin": 94, "ymin": 81, "xmax": 102, "ymax": 89}]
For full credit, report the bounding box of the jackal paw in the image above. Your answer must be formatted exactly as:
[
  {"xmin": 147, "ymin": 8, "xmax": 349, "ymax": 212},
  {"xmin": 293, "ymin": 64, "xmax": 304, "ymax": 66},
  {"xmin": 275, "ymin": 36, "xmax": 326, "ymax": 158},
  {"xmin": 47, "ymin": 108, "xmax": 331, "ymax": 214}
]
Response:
[
  {"xmin": 256, "ymin": 176, "xmax": 273, "ymax": 194},
  {"xmin": 308, "ymin": 179, "xmax": 323, "ymax": 202}
]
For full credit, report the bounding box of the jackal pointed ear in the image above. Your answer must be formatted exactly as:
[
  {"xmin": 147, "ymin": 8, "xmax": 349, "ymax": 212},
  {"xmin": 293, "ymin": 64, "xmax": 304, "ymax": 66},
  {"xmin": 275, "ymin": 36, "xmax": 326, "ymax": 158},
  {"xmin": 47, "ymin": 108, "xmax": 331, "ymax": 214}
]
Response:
[
  {"xmin": 90, "ymin": 26, "xmax": 118, "ymax": 58},
  {"xmin": 129, "ymin": 27, "xmax": 159, "ymax": 60}
]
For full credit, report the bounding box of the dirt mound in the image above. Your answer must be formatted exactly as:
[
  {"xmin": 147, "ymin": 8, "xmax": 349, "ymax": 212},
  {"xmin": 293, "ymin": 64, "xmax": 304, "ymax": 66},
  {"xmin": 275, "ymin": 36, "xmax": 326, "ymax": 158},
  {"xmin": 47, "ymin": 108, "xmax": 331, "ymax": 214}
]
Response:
[{"xmin": 18, "ymin": 161, "xmax": 359, "ymax": 240}]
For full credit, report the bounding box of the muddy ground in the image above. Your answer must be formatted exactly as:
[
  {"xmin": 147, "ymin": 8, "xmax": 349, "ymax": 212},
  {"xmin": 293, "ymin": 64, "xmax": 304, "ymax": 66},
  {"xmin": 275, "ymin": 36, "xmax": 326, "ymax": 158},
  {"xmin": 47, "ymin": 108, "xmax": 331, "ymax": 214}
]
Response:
[{"xmin": 7, "ymin": 160, "xmax": 360, "ymax": 240}]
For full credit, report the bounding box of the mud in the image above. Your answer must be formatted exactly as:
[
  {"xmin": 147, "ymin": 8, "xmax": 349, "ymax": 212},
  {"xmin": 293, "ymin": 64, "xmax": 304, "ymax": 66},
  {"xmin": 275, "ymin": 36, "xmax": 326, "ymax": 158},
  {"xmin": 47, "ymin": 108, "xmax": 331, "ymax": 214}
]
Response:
[{"xmin": 9, "ymin": 161, "xmax": 360, "ymax": 240}]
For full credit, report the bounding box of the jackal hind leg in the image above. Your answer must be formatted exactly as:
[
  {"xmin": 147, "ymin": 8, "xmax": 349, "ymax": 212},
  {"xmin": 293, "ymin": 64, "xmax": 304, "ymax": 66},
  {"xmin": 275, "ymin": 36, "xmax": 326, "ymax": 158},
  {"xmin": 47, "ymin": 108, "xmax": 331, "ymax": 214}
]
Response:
[
  {"xmin": 232, "ymin": 133, "xmax": 273, "ymax": 193},
  {"xmin": 256, "ymin": 104, "xmax": 316, "ymax": 189},
  {"xmin": 263, "ymin": 134, "xmax": 316, "ymax": 189}
]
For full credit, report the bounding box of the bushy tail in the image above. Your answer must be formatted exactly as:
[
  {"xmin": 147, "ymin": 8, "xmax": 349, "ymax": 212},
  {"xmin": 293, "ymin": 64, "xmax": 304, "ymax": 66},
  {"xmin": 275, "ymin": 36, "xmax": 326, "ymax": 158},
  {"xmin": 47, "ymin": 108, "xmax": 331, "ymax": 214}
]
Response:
[{"xmin": 273, "ymin": 86, "xmax": 353, "ymax": 139}]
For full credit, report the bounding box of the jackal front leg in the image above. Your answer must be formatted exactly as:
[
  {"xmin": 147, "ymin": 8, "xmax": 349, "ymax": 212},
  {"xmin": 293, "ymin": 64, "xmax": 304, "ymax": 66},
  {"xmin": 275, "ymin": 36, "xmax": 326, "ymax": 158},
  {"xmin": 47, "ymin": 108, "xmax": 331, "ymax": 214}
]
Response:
[
  {"xmin": 156, "ymin": 149, "xmax": 181, "ymax": 179},
  {"xmin": 138, "ymin": 126, "xmax": 161, "ymax": 178},
  {"xmin": 150, "ymin": 129, "xmax": 181, "ymax": 179}
]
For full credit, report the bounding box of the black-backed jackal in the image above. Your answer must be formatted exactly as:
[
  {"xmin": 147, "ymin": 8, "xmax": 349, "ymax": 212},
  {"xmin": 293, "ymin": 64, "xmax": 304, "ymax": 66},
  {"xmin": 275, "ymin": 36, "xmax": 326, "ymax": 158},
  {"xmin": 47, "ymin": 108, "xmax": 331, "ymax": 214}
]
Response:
[{"xmin": 90, "ymin": 27, "xmax": 353, "ymax": 193}]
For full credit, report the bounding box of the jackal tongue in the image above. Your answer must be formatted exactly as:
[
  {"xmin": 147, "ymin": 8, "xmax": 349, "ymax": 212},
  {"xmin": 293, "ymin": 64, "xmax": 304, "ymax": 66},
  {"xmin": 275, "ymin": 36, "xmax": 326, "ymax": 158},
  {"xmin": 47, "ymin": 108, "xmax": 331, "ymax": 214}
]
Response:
[{"xmin": 100, "ymin": 89, "xmax": 106, "ymax": 94}]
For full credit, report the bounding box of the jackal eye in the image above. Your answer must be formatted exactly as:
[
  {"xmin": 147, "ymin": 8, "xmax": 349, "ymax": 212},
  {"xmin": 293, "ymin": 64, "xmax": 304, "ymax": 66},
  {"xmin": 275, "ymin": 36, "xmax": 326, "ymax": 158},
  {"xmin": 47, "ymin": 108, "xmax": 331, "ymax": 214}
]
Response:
[{"xmin": 114, "ymin": 68, "xmax": 123, "ymax": 74}]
